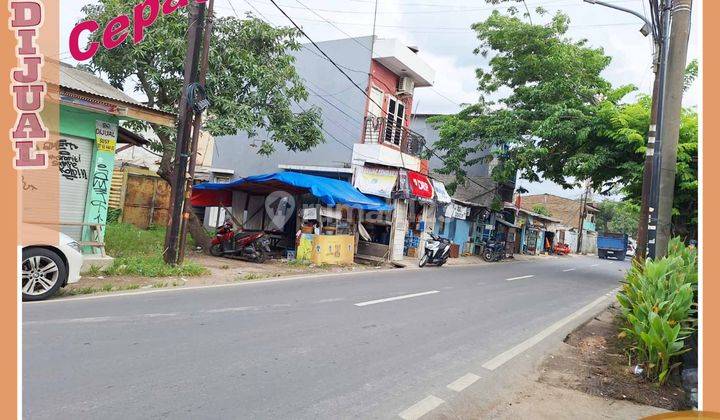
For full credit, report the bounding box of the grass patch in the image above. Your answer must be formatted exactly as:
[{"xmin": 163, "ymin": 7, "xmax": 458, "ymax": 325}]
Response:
[
  {"xmin": 99, "ymin": 223, "xmax": 207, "ymax": 277},
  {"xmin": 101, "ymin": 283, "xmax": 113, "ymax": 292},
  {"xmin": 104, "ymin": 256, "xmax": 208, "ymax": 277},
  {"xmin": 84, "ymin": 265, "xmax": 103, "ymax": 276},
  {"xmin": 241, "ymin": 273, "xmax": 266, "ymax": 281},
  {"xmin": 287, "ymin": 259, "xmax": 311, "ymax": 267}
]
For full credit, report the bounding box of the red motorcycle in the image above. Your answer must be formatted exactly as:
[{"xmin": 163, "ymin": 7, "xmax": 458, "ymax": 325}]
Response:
[{"xmin": 210, "ymin": 221, "xmax": 271, "ymax": 263}]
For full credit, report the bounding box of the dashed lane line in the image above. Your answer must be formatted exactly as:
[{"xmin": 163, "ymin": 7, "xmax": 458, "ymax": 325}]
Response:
[
  {"xmin": 354, "ymin": 290, "xmax": 440, "ymax": 307},
  {"xmin": 398, "ymin": 395, "xmax": 445, "ymax": 420},
  {"xmin": 505, "ymin": 275, "xmax": 534, "ymax": 281},
  {"xmin": 446, "ymin": 373, "xmax": 480, "ymax": 392},
  {"xmin": 481, "ymin": 290, "xmax": 617, "ymax": 371}
]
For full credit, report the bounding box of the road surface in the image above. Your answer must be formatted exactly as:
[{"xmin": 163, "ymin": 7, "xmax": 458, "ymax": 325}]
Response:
[{"xmin": 23, "ymin": 255, "xmax": 627, "ymax": 419}]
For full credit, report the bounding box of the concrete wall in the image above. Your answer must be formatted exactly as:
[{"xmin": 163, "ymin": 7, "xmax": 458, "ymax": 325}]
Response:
[
  {"xmin": 213, "ymin": 37, "xmax": 375, "ymax": 178},
  {"xmin": 411, "ymin": 114, "xmax": 492, "ymax": 177}
]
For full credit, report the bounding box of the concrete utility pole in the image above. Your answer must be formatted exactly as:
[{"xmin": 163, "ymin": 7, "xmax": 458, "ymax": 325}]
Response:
[
  {"xmin": 581, "ymin": 0, "xmax": 662, "ymax": 261},
  {"xmin": 655, "ymin": 0, "xmax": 693, "ymax": 258},
  {"xmin": 164, "ymin": 1, "xmax": 206, "ymax": 265}
]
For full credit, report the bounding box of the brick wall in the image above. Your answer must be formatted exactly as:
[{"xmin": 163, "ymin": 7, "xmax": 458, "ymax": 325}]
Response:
[{"xmin": 519, "ymin": 194, "xmax": 583, "ymax": 229}]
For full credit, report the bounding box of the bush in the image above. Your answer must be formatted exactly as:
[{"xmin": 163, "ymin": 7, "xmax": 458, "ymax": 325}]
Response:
[
  {"xmin": 102, "ymin": 223, "xmax": 207, "ymax": 277},
  {"xmin": 616, "ymin": 237, "xmax": 697, "ymax": 384}
]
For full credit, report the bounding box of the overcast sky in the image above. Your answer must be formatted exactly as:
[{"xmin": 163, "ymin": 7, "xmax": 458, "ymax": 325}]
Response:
[{"xmin": 59, "ymin": 0, "xmax": 701, "ymax": 200}]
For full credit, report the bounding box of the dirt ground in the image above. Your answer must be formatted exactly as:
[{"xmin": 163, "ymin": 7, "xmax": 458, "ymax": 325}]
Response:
[
  {"xmin": 61, "ymin": 252, "xmax": 386, "ymax": 297},
  {"xmin": 444, "ymin": 305, "xmax": 687, "ymax": 419},
  {"xmin": 540, "ymin": 305, "xmax": 689, "ymax": 411}
]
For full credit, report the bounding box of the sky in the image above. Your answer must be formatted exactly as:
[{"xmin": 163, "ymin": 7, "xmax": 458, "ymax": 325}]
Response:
[{"xmin": 58, "ymin": 0, "xmax": 701, "ymax": 200}]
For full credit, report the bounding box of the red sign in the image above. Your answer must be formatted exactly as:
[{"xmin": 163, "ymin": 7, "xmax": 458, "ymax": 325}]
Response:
[{"xmin": 407, "ymin": 170, "xmax": 434, "ymax": 200}]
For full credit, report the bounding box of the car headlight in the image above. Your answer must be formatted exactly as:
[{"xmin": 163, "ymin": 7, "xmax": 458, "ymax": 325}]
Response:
[{"xmin": 67, "ymin": 241, "xmax": 82, "ymax": 253}]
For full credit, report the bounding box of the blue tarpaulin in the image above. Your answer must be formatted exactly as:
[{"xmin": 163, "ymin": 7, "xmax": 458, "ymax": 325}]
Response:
[{"xmin": 192, "ymin": 172, "xmax": 393, "ymax": 211}]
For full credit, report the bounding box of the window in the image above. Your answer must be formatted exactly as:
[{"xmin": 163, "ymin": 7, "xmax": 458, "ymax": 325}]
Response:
[{"xmin": 384, "ymin": 96, "xmax": 405, "ymax": 146}]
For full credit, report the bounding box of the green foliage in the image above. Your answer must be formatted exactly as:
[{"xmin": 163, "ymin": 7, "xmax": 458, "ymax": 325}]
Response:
[
  {"xmin": 616, "ymin": 238, "xmax": 697, "ymax": 384},
  {"xmin": 595, "ymin": 200, "xmax": 640, "ymax": 237},
  {"xmin": 104, "ymin": 223, "xmax": 207, "ymax": 277},
  {"xmin": 106, "ymin": 207, "xmax": 122, "ymax": 224},
  {"xmin": 531, "ymin": 204, "xmax": 551, "ymax": 217},
  {"xmin": 430, "ymin": 11, "xmax": 698, "ymax": 238},
  {"xmin": 80, "ymin": 1, "xmax": 323, "ymax": 160},
  {"xmin": 104, "ymin": 256, "xmax": 207, "ymax": 277}
]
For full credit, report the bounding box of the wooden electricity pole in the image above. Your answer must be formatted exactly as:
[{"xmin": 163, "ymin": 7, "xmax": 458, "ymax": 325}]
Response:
[
  {"xmin": 177, "ymin": 0, "xmax": 215, "ymax": 263},
  {"xmin": 164, "ymin": 1, "xmax": 205, "ymax": 265},
  {"xmin": 576, "ymin": 182, "xmax": 590, "ymax": 254}
]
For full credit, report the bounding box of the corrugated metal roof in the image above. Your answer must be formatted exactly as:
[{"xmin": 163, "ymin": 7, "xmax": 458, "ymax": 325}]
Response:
[{"xmin": 59, "ymin": 62, "xmax": 145, "ymax": 108}]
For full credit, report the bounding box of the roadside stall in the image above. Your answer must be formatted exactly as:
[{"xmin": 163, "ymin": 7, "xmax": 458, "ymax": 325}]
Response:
[
  {"xmin": 353, "ymin": 165, "xmax": 397, "ymax": 262},
  {"xmin": 191, "ymin": 172, "xmax": 392, "ymax": 264}
]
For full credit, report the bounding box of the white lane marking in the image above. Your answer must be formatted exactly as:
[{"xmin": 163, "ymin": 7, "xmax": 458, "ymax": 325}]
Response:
[
  {"xmin": 562, "ymin": 268, "xmax": 576, "ymax": 272},
  {"xmin": 204, "ymin": 306, "xmax": 257, "ymax": 313},
  {"xmin": 481, "ymin": 291, "xmax": 617, "ymax": 371},
  {"xmin": 23, "ymin": 312, "xmax": 178, "ymax": 326},
  {"xmin": 590, "ymin": 264, "xmax": 599, "ymax": 267},
  {"xmin": 505, "ymin": 275, "xmax": 534, "ymax": 281},
  {"xmin": 354, "ymin": 290, "xmax": 440, "ymax": 307},
  {"xmin": 315, "ymin": 298, "xmax": 346, "ymax": 304},
  {"xmin": 447, "ymin": 373, "xmax": 480, "ymax": 392},
  {"xmin": 398, "ymin": 395, "xmax": 445, "ymax": 420}
]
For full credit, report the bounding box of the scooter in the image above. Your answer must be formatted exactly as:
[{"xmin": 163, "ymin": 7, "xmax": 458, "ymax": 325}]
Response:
[
  {"xmin": 419, "ymin": 232, "xmax": 451, "ymax": 267},
  {"xmin": 481, "ymin": 239, "xmax": 505, "ymax": 262},
  {"xmin": 210, "ymin": 220, "xmax": 271, "ymax": 263}
]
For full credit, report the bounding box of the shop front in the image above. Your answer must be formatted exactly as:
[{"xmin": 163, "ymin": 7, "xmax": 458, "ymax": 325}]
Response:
[
  {"xmin": 389, "ymin": 170, "xmax": 437, "ymax": 261},
  {"xmin": 191, "ymin": 171, "xmax": 393, "ymax": 265}
]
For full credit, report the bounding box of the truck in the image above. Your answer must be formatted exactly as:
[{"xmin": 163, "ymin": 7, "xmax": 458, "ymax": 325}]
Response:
[{"xmin": 597, "ymin": 232, "xmax": 628, "ymax": 261}]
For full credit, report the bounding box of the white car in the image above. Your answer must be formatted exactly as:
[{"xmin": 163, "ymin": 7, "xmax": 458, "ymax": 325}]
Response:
[{"xmin": 22, "ymin": 224, "xmax": 84, "ymax": 301}]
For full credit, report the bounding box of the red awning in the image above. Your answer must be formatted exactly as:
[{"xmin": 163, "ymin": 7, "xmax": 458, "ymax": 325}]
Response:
[{"xmin": 407, "ymin": 170, "xmax": 434, "ymax": 200}]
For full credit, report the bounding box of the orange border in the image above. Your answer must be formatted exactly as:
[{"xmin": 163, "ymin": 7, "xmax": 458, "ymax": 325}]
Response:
[
  {"xmin": 703, "ymin": 0, "xmax": 715, "ymax": 412},
  {"xmin": 0, "ymin": 0, "xmax": 712, "ymax": 417},
  {"xmin": 1, "ymin": 1, "xmax": 19, "ymax": 416}
]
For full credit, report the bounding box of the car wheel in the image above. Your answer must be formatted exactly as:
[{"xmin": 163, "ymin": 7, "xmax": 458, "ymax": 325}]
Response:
[{"xmin": 22, "ymin": 248, "xmax": 67, "ymax": 301}]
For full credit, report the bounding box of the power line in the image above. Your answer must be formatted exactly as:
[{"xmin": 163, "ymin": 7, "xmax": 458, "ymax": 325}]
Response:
[{"xmin": 240, "ymin": 0, "xmax": 498, "ymax": 194}]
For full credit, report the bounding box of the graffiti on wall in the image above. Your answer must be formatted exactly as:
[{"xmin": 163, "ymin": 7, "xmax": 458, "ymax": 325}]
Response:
[
  {"xmin": 58, "ymin": 139, "xmax": 87, "ymax": 181},
  {"xmin": 89, "ymin": 163, "xmax": 110, "ymax": 223}
]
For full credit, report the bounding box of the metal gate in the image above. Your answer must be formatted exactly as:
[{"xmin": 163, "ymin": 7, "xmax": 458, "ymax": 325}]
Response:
[
  {"xmin": 120, "ymin": 173, "xmax": 171, "ymax": 229},
  {"xmin": 59, "ymin": 136, "xmax": 93, "ymax": 240}
]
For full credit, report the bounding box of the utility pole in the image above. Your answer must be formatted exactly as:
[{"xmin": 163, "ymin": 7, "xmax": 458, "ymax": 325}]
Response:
[
  {"xmin": 581, "ymin": 0, "xmax": 662, "ymax": 260},
  {"xmin": 177, "ymin": 0, "xmax": 215, "ymax": 263},
  {"xmin": 635, "ymin": 72, "xmax": 660, "ymax": 260},
  {"xmin": 576, "ymin": 182, "xmax": 590, "ymax": 254},
  {"xmin": 655, "ymin": 0, "xmax": 693, "ymax": 258},
  {"xmin": 647, "ymin": 1, "xmax": 672, "ymax": 260},
  {"xmin": 164, "ymin": 1, "xmax": 206, "ymax": 265}
]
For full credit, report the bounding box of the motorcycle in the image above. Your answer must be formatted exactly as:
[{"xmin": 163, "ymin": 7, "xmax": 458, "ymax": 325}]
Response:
[
  {"xmin": 419, "ymin": 232, "xmax": 451, "ymax": 267},
  {"xmin": 481, "ymin": 239, "xmax": 505, "ymax": 262},
  {"xmin": 210, "ymin": 220, "xmax": 271, "ymax": 263}
]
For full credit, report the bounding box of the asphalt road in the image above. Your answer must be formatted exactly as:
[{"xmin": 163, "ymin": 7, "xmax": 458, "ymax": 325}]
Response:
[{"xmin": 23, "ymin": 255, "xmax": 628, "ymax": 419}]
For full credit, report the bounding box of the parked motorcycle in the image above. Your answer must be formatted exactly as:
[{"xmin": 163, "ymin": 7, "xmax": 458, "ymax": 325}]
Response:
[
  {"xmin": 419, "ymin": 232, "xmax": 451, "ymax": 267},
  {"xmin": 210, "ymin": 220, "xmax": 271, "ymax": 263},
  {"xmin": 481, "ymin": 239, "xmax": 505, "ymax": 262}
]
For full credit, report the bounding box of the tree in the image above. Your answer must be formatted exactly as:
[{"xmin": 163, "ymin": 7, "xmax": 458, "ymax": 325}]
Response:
[
  {"xmin": 595, "ymin": 200, "xmax": 640, "ymax": 237},
  {"xmin": 80, "ymin": 1, "xmax": 323, "ymax": 250},
  {"xmin": 429, "ymin": 11, "xmax": 697, "ymax": 239},
  {"xmin": 531, "ymin": 204, "xmax": 551, "ymax": 217}
]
